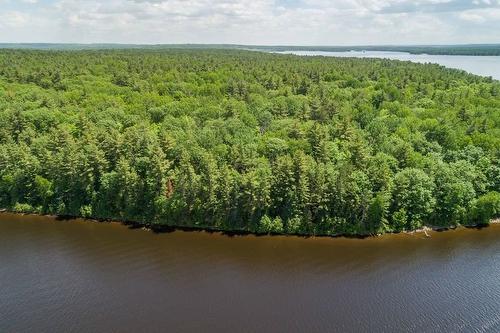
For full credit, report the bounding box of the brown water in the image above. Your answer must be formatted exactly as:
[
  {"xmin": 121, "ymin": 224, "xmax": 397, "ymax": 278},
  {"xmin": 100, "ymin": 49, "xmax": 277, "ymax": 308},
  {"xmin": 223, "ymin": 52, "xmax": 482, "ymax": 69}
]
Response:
[{"xmin": 1, "ymin": 213, "xmax": 500, "ymax": 333}]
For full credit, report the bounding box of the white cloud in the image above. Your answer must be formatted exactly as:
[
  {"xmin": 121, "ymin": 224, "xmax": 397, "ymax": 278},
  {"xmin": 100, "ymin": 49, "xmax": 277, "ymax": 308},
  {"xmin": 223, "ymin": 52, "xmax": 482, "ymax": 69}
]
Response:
[
  {"xmin": 0, "ymin": 0, "xmax": 499, "ymax": 44},
  {"xmin": 458, "ymin": 7, "xmax": 500, "ymax": 22},
  {"xmin": 0, "ymin": 11, "xmax": 30, "ymax": 28}
]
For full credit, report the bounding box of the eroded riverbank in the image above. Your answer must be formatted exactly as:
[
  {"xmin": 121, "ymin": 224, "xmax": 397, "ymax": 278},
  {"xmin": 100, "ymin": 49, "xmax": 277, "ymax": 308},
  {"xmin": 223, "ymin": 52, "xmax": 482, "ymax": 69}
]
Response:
[{"xmin": 0, "ymin": 210, "xmax": 498, "ymax": 240}]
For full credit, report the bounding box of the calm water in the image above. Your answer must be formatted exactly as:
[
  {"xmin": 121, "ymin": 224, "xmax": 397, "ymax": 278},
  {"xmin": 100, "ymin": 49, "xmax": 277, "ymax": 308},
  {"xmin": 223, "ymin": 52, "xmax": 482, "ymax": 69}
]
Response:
[
  {"xmin": 277, "ymin": 51, "xmax": 500, "ymax": 80},
  {"xmin": 1, "ymin": 214, "xmax": 500, "ymax": 332}
]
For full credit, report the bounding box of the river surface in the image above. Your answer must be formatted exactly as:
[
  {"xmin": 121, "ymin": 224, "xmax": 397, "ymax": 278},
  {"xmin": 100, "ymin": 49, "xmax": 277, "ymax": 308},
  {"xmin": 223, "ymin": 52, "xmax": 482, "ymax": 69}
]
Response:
[
  {"xmin": 1, "ymin": 213, "xmax": 500, "ymax": 333},
  {"xmin": 277, "ymin": 50, "xmax": 500, "ymax": 80}
]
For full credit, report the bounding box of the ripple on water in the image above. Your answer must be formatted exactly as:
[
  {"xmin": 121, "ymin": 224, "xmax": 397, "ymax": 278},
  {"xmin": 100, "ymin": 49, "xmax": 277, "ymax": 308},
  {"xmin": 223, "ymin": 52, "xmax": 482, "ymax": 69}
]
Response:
[{"xmin": 1, "ymin": 213, "xmax": 500, "ymax": 332}]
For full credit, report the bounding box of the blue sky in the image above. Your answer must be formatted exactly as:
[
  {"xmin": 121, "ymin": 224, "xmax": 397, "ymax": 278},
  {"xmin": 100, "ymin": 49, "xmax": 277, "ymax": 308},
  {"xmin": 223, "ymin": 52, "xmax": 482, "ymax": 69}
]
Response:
[{"xmin": 1, "ymin": 0, "xmax": 500, "ymax": 44}]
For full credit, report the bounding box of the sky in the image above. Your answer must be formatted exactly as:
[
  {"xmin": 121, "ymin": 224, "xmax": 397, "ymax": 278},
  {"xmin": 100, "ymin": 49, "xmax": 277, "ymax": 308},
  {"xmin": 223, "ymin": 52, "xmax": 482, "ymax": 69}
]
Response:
[{"xmin": 1, "ymin": 0, "xmax": 500, "ymax": 45}]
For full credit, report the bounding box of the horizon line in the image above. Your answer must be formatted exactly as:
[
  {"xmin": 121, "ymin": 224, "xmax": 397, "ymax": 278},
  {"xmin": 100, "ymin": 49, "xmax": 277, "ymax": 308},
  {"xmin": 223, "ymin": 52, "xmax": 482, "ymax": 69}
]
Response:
[{"xmin": 1, "ymin": 42, "xmax": 500, "ymax": 47}]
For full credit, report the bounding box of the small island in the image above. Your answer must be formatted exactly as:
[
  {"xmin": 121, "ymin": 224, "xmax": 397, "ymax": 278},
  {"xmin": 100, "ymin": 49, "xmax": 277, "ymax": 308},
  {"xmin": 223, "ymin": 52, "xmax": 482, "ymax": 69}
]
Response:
[{"xmin": 0, "ymin": 49, "xmax": 499, "ymax": 236}]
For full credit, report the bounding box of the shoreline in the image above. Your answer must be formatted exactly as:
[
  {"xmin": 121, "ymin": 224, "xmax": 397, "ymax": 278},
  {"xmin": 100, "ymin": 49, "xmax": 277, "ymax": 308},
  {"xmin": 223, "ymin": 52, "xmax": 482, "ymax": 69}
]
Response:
[{"xmin": 0, "ymin": 209, "xmax": 498, "ymax": 240}]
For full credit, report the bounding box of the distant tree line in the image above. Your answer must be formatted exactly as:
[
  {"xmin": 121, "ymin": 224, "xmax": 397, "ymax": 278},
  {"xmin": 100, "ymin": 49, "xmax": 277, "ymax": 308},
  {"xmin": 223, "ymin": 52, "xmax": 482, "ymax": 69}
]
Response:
[{"xmin": 2, "ymin": 44, "xmax": 500, "ymax": 56}]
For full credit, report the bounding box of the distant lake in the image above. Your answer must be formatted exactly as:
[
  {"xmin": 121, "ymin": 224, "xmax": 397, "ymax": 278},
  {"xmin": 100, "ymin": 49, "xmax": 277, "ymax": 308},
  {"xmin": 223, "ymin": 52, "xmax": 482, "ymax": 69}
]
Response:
[{"xmin": 277, "ymin": 50, "xmax": 500, "ymax": 80}]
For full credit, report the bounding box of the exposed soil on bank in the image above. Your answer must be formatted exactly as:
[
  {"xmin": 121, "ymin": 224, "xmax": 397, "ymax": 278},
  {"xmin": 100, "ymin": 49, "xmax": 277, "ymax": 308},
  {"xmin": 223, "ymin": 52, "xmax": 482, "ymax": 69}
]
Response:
[{"xmin": 1, "ymin": 210, "xmax": 498, "ymax": 240}]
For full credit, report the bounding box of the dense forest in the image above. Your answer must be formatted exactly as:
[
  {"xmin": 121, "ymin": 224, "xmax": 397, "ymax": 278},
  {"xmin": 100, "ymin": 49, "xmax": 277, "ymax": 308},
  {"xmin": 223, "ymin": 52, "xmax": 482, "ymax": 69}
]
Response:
[{"xmin": 0, "ymin": 49, "xmax": 499, "ymax": 236}]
